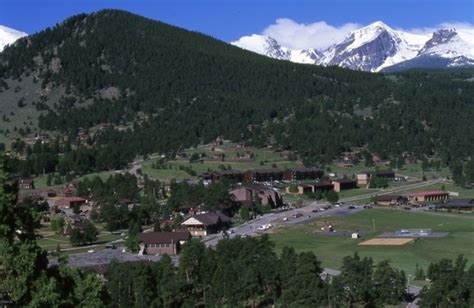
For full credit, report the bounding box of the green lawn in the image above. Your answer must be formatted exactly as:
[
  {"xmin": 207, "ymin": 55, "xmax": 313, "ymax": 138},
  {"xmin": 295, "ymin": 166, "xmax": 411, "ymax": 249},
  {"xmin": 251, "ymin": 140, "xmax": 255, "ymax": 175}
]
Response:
[
  {"xmin": 270, "ymin": 208, "xmax": 474, "ymax": 276},
  {"xmin": 396, "ymin": 163, "xmax": 451, "ymax": 180},
  {"xmin": 32, "ymin": 170, "xmax": 118, "ymax": 188},
  {"xmin": 141, "ymin": 162, "xmax": 190, "ymax": 181},
  {"xmin": 338, "ymin": 188, "xmax": 379, "ymax": 199},
  {"xmin": 326, "ymin": 162, "xmax": 451, "ymax": 181},
  {"xmin": 141, "ymin": 143, "xmax": 302, "ymax": 181},
  {"xmin": 38, "ymin": 231, "xmax": 123, "ymax": 251}
]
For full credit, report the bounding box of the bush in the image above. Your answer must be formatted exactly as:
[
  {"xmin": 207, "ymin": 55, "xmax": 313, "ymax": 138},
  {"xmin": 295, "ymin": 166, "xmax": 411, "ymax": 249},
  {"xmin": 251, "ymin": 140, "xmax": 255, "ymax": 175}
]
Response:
[{"xmin": 326, "ymin": 190, "xmax": 339, "ymax": 204}]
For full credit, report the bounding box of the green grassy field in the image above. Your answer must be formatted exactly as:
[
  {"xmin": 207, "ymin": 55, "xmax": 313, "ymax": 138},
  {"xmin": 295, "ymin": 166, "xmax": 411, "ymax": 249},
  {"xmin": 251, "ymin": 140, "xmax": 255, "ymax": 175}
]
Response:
[
  {"xmin": 141, "ymin": 143, "xmax": 302, "ymax": 181},
  {"xmin": 270, "ymin": 208, "xmax": 474, "ymax": 277},
  {"xmin": 32, "ymin": 170, "xmax": 118, "ymax": 188},
  {"xmin": 326, "ymin": 162, "xmax": 451, "ymax": 181}
]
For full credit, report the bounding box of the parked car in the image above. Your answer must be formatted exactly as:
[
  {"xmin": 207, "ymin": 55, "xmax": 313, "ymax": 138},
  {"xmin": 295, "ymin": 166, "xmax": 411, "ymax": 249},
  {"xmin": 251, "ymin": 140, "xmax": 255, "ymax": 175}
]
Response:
[
  {"xmin": 348, "ymin": 206, "xmax": 355, "ymax": 209},
  {"xmin": 312, "ymin": 209, "xmax": 320, "ymax": 213},
  {"xmin": 293, "ymin": 213, "xmax": 304, "ymax": 218}
]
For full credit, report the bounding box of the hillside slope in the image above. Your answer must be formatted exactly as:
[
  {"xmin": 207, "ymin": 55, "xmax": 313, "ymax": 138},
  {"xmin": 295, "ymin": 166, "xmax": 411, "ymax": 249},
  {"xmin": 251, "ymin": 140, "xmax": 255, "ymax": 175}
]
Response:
[{"xmin": 0, "ymin": 10, "xmax": 473, "ymax": 174}]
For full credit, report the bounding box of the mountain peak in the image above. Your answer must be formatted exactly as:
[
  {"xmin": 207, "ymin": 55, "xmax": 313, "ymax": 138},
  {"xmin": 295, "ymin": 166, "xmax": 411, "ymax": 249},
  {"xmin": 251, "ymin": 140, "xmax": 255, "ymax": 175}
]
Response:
[
  {"xmin": 233, "ymin": 21, "xmax": 473, "ymax": 72},
  {"xmin": 365, "ymin": 21, "xmax": 391, "ymax": 30},
  {"xmin": 0, "ymin": 25, "xmax": 27, "ymax": 51}
]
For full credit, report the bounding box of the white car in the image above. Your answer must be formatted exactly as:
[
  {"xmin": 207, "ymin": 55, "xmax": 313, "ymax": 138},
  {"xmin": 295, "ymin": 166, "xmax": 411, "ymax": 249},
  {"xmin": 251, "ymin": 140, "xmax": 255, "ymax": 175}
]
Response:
[{"xmin": 283, "ymin": 217, "xmax": 288, "ymax": 221}]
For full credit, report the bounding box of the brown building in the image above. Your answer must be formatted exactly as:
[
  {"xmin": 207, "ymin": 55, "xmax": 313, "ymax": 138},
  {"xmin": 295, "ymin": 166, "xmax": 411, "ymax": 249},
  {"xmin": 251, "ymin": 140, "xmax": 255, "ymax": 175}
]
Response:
[
  {"xmin": 209, "ymin": 170, "xmax": 244, "ymax": 182},
  {"xmin": 374, "ymin": 195, "xmax": 408, "ymax": 206},
  {"xmin": 229, "ymin": 185, "xmax": 283, "ymax": 207},
  {"xmin": 332, "ymin": 178, "xmax": 357, "ymax": 192},
  {"xmin": 436, "ymin": 199, "xmax": 474, "ymax": 213},
  {"xmin": 312, "ymin": 181, "xmax": 335, "ymax": 192},
  {"xmin": 50, "ymin": 196, "xmax": 87, "ymax": 209},
  {"xmin": 406, "ymin": 190, "xmax": 449, "ymax": 203},
  {"xmin": 138, "ymin": 232, "xmax": 191, "ymax": 255},
  {"xmin": 17, "ymin": 177, "xmax": 34, "ymax": 190},
  {"xmin": 357, "ymin": 171, "xmax": 395, "ymax": 186},
  {"xmin": 244, "ymin": 169, "xmax": 283, "ymax": 182},
  {"xmin": 181, "ymin": 212, "xmax": 230, "ymax": 237},
  {"xmin": 282, "ymin": 167, "xmax": 324, "ymax": 181}
]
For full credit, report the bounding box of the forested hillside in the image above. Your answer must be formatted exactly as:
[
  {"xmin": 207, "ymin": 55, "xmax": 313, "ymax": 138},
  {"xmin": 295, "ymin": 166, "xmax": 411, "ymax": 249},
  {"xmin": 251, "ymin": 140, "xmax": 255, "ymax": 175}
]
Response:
[{"xmin": 0, "ymin": 10, "xmax": 473, "ymax": 177}]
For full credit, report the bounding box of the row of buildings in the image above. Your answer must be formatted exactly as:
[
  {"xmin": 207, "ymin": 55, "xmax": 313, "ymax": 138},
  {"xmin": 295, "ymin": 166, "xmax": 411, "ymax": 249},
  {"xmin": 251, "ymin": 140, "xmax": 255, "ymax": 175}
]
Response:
[
  {"xmin": 137, "ymin": 184, "xmax": 286, "ymax": 256},
  {"xmin": 203, "ymin": 167, "xmax": 324, "ymax": 183},
  {"xmin": 285, "ymin": 170, "xmax": 397, "ymax": 194},
  {"xmin": 374, "ymin": 190, "xmax": 474, "ymax": 212}
]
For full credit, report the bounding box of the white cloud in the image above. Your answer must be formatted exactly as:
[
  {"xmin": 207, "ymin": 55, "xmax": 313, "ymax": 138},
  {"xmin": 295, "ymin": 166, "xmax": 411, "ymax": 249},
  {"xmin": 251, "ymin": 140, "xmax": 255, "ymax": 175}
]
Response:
[
  {"xmin": 398, "ymin": 22, "xmax": 474, "ymax": 35},
  {"xmin": 260, "ymin": 19, "xmax": 474, "ymax": 50},
  {"xmin": 262, "ymin": 18, "xmax": 361, "ymax": 50}
]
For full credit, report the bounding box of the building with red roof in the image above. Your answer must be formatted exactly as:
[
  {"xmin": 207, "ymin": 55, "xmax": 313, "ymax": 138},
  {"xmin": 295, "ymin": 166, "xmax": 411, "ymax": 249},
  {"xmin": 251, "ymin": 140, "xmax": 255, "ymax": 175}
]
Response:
[{"xmin": 406, "ymin": 190, "xmax": 449, "ymax": 203}]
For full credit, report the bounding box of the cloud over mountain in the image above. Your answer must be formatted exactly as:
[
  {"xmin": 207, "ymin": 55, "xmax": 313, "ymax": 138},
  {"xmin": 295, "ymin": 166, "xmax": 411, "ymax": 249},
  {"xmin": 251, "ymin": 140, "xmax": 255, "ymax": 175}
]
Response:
[{"xmin": 261, "ymin": 18, "xmax": 361, "ymax": 50}]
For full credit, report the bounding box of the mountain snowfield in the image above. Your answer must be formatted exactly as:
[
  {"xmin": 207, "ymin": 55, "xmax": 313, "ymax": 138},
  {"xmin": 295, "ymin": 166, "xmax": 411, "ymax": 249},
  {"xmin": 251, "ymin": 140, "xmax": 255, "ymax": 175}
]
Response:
[
  {"xmin": 232, "ymin": 21, "xmax": 474, "ymax": 72},
  {"xmin": 0, "ymin": 25, "xmax": 27, "ymax": 51}
]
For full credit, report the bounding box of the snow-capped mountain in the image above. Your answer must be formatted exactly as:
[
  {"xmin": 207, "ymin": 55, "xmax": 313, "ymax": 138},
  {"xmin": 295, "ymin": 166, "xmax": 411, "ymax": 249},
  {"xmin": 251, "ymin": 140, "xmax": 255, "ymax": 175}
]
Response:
[
  {"xmin": 0, "ymin": 25, "xmax": 27, "ymax": 51},
  {"xmin": 320, "ymin": 21, "xmax": 430, "ymax": 71},
  {"xmin": 232, "ymin": 21, "xmax": 474, "ymax": 72},
  {"xmin": 232, "ymin": 34, "xmax": 323, "ymax": 64}
]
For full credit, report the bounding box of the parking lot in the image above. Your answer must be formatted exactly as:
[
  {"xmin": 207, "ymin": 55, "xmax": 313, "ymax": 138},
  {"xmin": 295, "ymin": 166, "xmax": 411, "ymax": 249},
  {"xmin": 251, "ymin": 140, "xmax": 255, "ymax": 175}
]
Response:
[{"xmin": 203, "ymin": 202, "xmax": 364, "ymax": 247}]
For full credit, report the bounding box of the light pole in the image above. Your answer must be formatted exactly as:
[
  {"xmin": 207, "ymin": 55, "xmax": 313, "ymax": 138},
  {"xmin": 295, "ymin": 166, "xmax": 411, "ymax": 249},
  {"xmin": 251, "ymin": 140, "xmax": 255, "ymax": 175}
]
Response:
[{"xmin": 372, "ymin": 218, "xmax": 375, "ymax": 232}]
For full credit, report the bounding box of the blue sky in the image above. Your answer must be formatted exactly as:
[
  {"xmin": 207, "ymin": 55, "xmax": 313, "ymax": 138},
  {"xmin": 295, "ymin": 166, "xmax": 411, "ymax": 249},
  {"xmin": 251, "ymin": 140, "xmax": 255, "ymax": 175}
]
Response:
[{"xmin": 1, "ymin": 0, "xmax": 473, "ymax": 44}]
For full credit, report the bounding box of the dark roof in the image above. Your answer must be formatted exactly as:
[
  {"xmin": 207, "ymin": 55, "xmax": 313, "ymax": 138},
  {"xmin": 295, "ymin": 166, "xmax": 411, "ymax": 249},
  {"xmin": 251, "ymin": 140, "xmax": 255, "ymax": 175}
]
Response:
[
  {"xmin": 247, "ymin": 169, "xmax": 283, "ymax": 174},
  {"xmin": 333, "ymin": 178, "xmax": 357, "ymax": 184},
  {"xmin": 18, "ymin": 177, "xmax": 34, "ymax": 184},
  {"xmin": 441, "ymin": 199, "xmax": 474, "ymax": 208},
  {"xmin": 213, "ymin": 170, "xmax": 243, "ymax": 175},
  {"xmin": 286, "ymin": 167, "xmax": 322, "ymax": 173},
  {"xmin": 375, "ymin": 195, "xmax": 405, "ymax": 201},
  {"xmin": 138, "ymin": 232, "xmax": 191, "ymax": 245},
  {"xmin": 192, "ymin": 212, "xmax": 230, "ymax": 226},
  {"xmin": 313, "ymin": 181, "xmax": 334, "ymax": 188}
]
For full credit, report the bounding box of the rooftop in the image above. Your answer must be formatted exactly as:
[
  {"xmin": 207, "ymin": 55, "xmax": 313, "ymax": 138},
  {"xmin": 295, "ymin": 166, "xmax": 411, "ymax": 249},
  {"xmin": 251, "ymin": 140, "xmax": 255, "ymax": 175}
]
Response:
[
  {"xmin": 138, "ymin": 231, "xmax": 191, "ymax": 244},
  {"xmin": 407, "ymin": 190, "xmax": 449, "ymax": 197}
]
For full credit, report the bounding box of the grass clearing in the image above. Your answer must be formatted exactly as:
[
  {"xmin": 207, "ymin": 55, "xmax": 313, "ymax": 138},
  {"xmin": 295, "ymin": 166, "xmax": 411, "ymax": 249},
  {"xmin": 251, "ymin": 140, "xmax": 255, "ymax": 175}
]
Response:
[
  {"xmin": 270, "ymin": 208, "xmax": 474, "ymax": 275},
  {"xmin": 141, "ymin": 143, "xmax": 303, "ymax": 181}
]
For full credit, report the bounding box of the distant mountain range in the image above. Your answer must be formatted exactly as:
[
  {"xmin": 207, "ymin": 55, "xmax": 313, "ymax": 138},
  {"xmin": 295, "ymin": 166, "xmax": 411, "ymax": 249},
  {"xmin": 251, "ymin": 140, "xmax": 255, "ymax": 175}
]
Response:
[
  {"xmin": 0, "ymin": 25, "xmax": 27, "ymax": 51},
  {"xmin": 232, "ymin": 21, "xmax": 474, "ymax": 72}
]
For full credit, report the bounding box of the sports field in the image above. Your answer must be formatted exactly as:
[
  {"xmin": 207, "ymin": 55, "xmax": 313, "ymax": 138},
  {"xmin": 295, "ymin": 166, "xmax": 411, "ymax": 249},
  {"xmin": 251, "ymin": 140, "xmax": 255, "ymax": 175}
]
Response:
[
  {"xmin": 270, "ymin": 208, "xmax": 474, "ymax": 276},
  {"xmin": 359, "ymin": 238, "xmax": 415, "ymax": 246}
]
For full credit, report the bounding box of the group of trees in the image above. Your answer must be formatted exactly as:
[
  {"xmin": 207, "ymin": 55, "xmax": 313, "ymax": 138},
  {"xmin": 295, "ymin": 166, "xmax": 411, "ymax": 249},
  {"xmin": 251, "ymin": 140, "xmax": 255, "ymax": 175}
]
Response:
[
  {"xmin": 450, "ymin": 159, "xmax": 474, "ymax": 187},
  {"xmin": 419, "ymin": 255, "xmax": 474, "ymax": 306},
  {"xmin": 0, "ymin": 157, "xmax": 107, "ymax": 306},
  {"xmin": 104, "ymin": 236, "xmax": 409, "ymax": 307},
  {"xmin": 77, "ymin": 173, "xmax": 140, "ymax": 203},
  {"xmin": 69, "ymin": 220, "xmax": 98, "ymax": 246},
  {"xmin": 166, "ymin": 181, "xmax": 233, "ymax": 214},
  {"xmin": 368, "ymin": 176, "xmax": 388, "ymax": 188}
]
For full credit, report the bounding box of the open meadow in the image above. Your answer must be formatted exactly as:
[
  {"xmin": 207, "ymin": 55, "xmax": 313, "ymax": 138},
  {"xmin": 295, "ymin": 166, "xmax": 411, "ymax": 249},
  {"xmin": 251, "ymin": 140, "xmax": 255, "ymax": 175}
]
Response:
[
  {"xmin": 270, "ymin": 208, "xmax": 474, "ymax": 278},
  {"xmin": 141, "ymin": 143, "xmax": 302, "ymax": 181}
]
